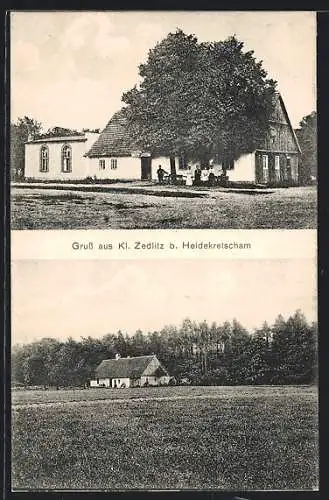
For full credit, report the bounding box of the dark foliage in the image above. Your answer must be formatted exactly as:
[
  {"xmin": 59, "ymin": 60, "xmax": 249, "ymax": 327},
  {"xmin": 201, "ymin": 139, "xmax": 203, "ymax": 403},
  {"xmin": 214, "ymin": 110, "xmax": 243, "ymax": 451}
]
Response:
[
  {"xmin": 12, "ymin": 311, "xmax": 317, "ymax": 388},
  {"xmin": 295, "ymin": 111, "xmax": 317, "ymax": 183},
  {"xmin": 10, "ymin": 117, "xmax": 42, "ymax": 180},
  {"xmin": 122, "ymin": 30, "xmax": 277, "ymax": 169},
  {"xmin": 37, "ymin": 126, "xmax": 84, "ymax": 139}
]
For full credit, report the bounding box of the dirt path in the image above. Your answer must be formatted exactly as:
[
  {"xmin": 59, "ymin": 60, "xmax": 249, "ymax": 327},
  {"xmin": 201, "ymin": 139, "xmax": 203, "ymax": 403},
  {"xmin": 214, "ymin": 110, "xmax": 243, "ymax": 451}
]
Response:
[
  {"xmin": 12, "ymin": 393, "xmax": 235, "ymax": 410},
  {"xmin": 12, "ymin": 389, "xmax": 315, "ymax": 410},
  {"xmin": 12, "ymin": 182, "xmax": 274, "ymax": 196}
]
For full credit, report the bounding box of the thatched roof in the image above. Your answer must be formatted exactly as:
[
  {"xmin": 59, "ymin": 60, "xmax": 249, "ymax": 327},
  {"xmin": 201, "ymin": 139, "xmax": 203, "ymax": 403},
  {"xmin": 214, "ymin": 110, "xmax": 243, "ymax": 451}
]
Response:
[
  {"xmin": 86, "ymin": 109, "xmax": 137, "ymax": 158},
  {"xmin": 95, "ymin": 355, "xmax": 160, "ymax": 379},
  {"xmin": 86, "ymin": 93, "xmax": 300, "ymax": 158}
]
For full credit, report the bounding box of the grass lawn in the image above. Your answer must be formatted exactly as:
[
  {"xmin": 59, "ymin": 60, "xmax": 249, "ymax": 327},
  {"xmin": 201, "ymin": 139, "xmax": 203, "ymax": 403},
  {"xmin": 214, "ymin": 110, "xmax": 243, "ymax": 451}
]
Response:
[
  {"xmin": 12, "ymin": 385, "xmax": 318, "ymax": 490},
  {"xmin": 11, "ymin": 185, "xmax": 317, "ymax": 229}
]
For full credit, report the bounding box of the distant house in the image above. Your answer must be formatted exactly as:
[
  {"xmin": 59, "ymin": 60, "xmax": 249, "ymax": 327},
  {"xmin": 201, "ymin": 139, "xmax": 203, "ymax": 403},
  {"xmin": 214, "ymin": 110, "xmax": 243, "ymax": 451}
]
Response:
[
  {"xmin": 24, "ymin": 131, "xmax": 100, "ymax": 181},
  {"xmin": 85, "ymin": 93, "xmax": 301, "ymax": 185},
  {"xmin": 90, "ymin": 354, "xmax": 171, "ymax": 389}
]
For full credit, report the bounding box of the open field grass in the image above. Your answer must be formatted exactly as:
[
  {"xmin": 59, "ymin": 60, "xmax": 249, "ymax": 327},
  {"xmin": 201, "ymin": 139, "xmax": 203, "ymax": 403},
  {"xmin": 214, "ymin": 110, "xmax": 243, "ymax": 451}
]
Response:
[
  {"xmin": 11, "ymin": 185, "xmax": 316, "ymax": 229},
  {"xmin": 12, "ymin": 385, "xmax": 318, "ymax": 490}
]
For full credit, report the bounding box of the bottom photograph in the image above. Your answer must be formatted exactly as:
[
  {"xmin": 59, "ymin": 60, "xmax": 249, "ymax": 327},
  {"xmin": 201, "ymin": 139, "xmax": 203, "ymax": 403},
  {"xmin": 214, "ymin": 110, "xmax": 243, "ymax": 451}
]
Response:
[{"xmin": 11, "ymin": 258, "xmax": 318, "ymax": 491}]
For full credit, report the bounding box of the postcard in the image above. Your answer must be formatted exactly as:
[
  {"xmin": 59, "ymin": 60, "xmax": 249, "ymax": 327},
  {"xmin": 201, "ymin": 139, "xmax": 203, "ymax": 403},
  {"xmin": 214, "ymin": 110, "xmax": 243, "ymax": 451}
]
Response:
[{"xmin": 8, "ymin": 10, "xmax": 317, "ymax": 493}]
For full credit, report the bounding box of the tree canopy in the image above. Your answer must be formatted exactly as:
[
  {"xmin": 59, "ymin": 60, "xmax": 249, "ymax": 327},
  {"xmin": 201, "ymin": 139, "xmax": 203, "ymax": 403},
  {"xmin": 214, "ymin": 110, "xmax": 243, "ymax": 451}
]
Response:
[
  {"xmin": 38, "ymin": 126, "xmax": 84, "ymax": 139},
  {"xmin": 122, "ymin": 30, "xmax": 277, "ymax": 165},
  {"xmin": 12, "ymin": 311, "xmax": 317, "ymax": 388},
  {"xmin": 295, "ymin": 111, "xmax": 317, "ymax": 183},
  {"xmin": 16, "ymin": 116, "xmax": 43, "ymax": 139},
  {"xmin": 10, "ymin": 116, "xmax": 43, "ymax": 179}
]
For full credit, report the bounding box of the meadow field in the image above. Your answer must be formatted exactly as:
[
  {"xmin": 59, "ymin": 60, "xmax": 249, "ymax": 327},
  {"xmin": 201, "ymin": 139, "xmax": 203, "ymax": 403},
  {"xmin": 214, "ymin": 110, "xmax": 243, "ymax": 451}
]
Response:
[
  {"xmin": 12, "ymin": 385, "xmax": 318, "ymax": 491},
  {"xmin": 11, "ymin": 185, "xmax": 316, "ymax": 230}
]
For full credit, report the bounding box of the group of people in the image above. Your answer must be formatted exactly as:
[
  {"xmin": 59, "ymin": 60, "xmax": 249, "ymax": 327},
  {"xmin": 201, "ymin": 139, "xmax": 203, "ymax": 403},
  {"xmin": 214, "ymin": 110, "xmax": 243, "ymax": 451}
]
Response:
[
  {"xmin": 156, "ymin": 162, "xmax": 217, "ymax": 186},
  {"xmin": 193, "ymin": 164, "xmax": 216, "ymax": 186}
]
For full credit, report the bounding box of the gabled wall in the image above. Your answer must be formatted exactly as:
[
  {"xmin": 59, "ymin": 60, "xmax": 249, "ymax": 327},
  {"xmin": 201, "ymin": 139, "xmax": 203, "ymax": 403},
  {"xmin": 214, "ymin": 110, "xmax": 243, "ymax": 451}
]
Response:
[
  {"xmin": 260, "ymin": 96, "xmax": 300, "ymax": 154},
  {"xmin": 24, "ymin": 133, "xmax": 99, "ymax": 181},
  {"xmin": 142, "ymin": 356, "xmax": 169, "ymax": 377}
]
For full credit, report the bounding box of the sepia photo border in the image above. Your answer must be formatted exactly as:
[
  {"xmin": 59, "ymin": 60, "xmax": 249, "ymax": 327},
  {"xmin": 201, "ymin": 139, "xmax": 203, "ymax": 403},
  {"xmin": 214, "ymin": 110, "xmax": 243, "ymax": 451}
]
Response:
[{"xmin": 3, "ymin": 6, "xmax": 329, "ymax": 500}]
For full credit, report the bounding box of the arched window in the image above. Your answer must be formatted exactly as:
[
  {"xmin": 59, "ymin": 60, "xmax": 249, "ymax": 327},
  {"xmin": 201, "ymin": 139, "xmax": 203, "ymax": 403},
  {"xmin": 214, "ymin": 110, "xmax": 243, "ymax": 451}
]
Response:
[
  {"xmin": 61, "ymin": 145, "xmax": 72, "ymax": 173},
  {"xmin": 40, "ymin": 145, "xmax": 49, "ymax": 172}
]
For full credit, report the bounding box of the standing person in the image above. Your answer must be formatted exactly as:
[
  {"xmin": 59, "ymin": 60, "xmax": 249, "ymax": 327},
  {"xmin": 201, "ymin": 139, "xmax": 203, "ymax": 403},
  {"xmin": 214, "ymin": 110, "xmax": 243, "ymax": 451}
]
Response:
[
  {"xmin": 185, "ymin": 171, "xmax": 193, "ymax": 186},
  {"xmin": 194, "ymin": 164, "xmax": 201, "ymax": 186},
  {"xmin": 201, "ymin": 167, "xmax": 209, "ymax": 184},
  {"xmin": 157, "ymin": 165, "xmax": 167, "ymax": 184},
  {"xmin": 208, "ymin": 163, "xmax": 215, "ymax": 186}
]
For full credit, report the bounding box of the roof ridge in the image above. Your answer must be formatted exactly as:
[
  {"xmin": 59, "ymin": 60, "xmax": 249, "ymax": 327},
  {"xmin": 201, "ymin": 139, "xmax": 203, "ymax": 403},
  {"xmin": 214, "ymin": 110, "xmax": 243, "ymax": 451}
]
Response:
[
  {"xmin": 95, "ymin": 354, "xmax": 158, "ymax": 379},
  {"xmin": 102, "ymin": 354, "xmax": 155, "ymax": 361}
]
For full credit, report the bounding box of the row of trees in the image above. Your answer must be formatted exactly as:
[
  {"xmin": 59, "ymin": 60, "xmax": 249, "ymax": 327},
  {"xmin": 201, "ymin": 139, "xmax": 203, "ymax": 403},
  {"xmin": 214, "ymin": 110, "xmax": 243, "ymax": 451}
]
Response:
[{"xmin": 12, "ymin": 310, "xmax": 317, "ymax": 388}]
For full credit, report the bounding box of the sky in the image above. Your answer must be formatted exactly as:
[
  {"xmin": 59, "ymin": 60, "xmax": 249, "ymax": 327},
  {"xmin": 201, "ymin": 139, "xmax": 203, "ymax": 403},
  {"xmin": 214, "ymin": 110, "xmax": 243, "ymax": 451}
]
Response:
[
  {"xmin": 10, "ymin": 11, "xmax": 316, "ymax": 132},
  {"xmin": 11, "ymin": 259, "xmax": 317, "ymax": 345}
]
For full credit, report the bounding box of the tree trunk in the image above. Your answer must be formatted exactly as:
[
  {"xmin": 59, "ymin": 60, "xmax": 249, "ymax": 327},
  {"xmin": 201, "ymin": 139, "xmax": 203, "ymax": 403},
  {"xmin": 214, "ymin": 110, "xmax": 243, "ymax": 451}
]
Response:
[
  {"xmin": 200, "ymin": 157, "xmax": 209, "ymax": 169},
  {"xmin": 170, "ymin": 156, "xmax": 177, "ymax": 181},
  {"xmin": 221, "ymin": 158, "xmax": 230, "ymax": 186}
]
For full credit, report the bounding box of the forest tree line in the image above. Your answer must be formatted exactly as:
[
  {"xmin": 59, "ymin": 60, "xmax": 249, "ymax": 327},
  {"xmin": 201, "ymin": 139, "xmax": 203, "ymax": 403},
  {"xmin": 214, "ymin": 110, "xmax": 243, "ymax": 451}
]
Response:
[{"xmin": 12, "ymin": 310, "xmax": 317, "ymax": 388}]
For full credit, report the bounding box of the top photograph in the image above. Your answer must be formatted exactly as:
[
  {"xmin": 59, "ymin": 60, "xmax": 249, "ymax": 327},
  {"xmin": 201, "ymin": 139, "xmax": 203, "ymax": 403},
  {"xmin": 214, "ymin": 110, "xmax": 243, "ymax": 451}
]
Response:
[{"xmin": 10, "ymin": 11, "xmax": 317, "ymax": 230}]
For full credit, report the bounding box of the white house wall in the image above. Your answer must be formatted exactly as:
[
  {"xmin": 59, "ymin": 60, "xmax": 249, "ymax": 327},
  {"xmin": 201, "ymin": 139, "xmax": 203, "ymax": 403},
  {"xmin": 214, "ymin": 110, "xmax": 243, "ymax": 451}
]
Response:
[
  {"xmin": 90, "ymin": 377, "xmax": 131, "ymax": 388},
  {"xmin": 24, "ymin": 133, "xmax": 99, "ymax": 181},
  {"xmin": 223, "ymin": 153, "xmax": 255, "ymax": 182},
  {"xmin": 26, "ymin": 142, "xmax": 256, "ymax": 182},
  {"xmin": 88, "ymin": 156, "xmax": 141, "ymax": 180},
  {"xmin": 140, "ymin": 376, "xmax": 170, "ymax": 386},
  {"xmin": 151, "ymin": 157, "xmax": 173, "ymax": 179},
  {"xmin": 152, "ymin": 154, "xmax": 255, "ymax": 182},
  {"xmin": 90, "ymin": 378, "xmax": 111, "ymax": 388},
  {"xmin": 111, "ymin": 377, "xmax": 131, "ymax": 388}
]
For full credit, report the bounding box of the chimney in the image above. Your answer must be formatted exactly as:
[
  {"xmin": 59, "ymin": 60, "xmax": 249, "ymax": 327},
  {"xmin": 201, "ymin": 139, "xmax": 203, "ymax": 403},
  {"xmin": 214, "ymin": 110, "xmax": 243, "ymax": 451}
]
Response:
[{"xmin": 115, "ymin": 353, "xmax": 121, "ymax": 360}]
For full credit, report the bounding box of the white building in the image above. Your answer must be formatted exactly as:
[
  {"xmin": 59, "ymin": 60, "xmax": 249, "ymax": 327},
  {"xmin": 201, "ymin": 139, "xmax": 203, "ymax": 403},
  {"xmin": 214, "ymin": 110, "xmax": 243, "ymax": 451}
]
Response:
[
  {"xmin": 90, "ymin": 354, "xmax": 171, "ymax": 389},
  {"xmin": 23, "ymin": 94, "xmax": 300, "ymax": 185},
  {"xmin": 85, "ymin": 94, "xmax": 301, "ymax": 185},
  {"xmin": 24, "ymin": 131, "xmax": 99, "ymax": 181}
]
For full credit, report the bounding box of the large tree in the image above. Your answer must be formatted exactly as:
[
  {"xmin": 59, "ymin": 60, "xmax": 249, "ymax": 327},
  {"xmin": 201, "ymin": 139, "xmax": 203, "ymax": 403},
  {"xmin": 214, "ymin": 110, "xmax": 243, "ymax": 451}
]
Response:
[
  {"xmin": 295, "ymin": 111, "xmax": 317, "ymax": 184},
  {"xmin": 10, "ymin": 116, "xmax": 42, "ymax": 179},
  {"xmin": 122, "ymin": 30, "xmax": 277, "ymax": 172}
]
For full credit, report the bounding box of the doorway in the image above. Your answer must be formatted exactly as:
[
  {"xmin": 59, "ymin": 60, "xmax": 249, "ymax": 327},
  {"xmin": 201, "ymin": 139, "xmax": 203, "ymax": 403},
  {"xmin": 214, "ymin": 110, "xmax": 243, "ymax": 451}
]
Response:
[{"xmin": 141, "ymin": 156, "xmax": 152, "ymax": 180}]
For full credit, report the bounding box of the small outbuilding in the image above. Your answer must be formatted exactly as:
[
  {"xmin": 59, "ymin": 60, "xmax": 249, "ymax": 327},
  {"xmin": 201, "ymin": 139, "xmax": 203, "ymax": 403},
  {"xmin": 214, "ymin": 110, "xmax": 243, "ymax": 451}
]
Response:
[
  {"xmin": 24, "ymin": 130, "xmax": 100, "ymax": 181},
  {"xmin": 90, "ymin": 354, "xmax": 171, "ymax": 389}
]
